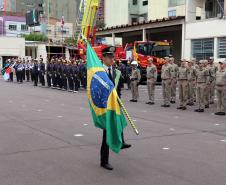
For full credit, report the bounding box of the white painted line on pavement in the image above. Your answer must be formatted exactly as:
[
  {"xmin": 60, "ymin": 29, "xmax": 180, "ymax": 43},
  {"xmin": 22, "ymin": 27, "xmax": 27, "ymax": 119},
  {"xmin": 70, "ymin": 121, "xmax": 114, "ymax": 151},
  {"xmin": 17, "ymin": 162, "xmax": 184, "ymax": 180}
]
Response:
[
  {"xmin": 220, "ymin": 140, "xmax": 226, "ymax": 142},
  {"xmin": 37, "ymin": 109, "xmax": 43, "ymax": 112},
  {"xmin": 57, "ymin": 116, "xmax": 63, "ymax": 118},
  {"xmin": 61, "ymin": 103, "xmax": 65, "ymax": 106},
  {"xmin": 142, "ymin": 110, "xmax": 147, "ymax": 113},
  {"xmin": 169, "ymin": 128, "xmax": 175, "ymax": 131},
  {"xmin": 83, "ymin": 124, "xmax": 88, "ymax": 126},
  {"xmin": 162, "ymin": 147, "xmax": 170, "ymax": 150},
  {"xmin": 133, "ymin": 119, "xmax": 137, "ymax": 122},
  {"xmin": 215, "ymin": 124, "xmax": 220, "ymax": 126},
  {"xmin": 74, "ymin": 134, "xmax": 84, "ymax": 137},
  {"xmin": 174, "ymin": 116, "xmax": 179, "ymax": 119}
]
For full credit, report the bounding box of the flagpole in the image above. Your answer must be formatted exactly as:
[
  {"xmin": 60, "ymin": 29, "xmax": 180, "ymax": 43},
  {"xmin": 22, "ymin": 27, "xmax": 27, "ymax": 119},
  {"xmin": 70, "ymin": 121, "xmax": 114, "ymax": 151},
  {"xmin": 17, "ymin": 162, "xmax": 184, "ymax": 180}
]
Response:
[
  {"xmin": 82, "ymin": 35, "xmax": 139, "ymax": 135},
  {"xmin": 117, "ymin": 97, "xmax": 139, "ymax": 135}
]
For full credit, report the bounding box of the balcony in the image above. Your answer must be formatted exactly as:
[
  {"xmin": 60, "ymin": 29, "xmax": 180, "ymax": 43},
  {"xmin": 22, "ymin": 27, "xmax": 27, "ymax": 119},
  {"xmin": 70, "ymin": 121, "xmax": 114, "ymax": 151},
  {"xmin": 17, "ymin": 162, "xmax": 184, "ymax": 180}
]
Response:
[{"xmin": 186, "ymin": 0, "xmax": 225, "ymax": 22}]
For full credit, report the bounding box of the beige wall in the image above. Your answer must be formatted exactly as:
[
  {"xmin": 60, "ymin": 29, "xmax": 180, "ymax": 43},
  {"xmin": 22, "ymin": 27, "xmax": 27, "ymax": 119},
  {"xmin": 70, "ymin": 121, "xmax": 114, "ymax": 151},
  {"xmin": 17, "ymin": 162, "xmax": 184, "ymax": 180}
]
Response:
[
  {"xmin": 224, "ymin": 0, "xmax": 226, "ymax": 15},
  {"xmin": 148, "ymin": 0, "xmax": 186, "ymax": 20},
  {"xmin": 105, "ymin": 0, "xmax": 129, "ymax": 27},
  {"xmin": 148, "ymin": 0, "xmax": 168, "ymax": 20}
]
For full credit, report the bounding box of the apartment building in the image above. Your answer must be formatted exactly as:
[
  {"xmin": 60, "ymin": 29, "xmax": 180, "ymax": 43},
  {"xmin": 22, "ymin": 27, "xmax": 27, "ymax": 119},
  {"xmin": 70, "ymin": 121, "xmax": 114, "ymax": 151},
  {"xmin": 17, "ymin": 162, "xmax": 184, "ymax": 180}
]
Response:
[
  {"xmin": 100, "ymin": 0, "xmax": 226, "ymax": 61},
  {"xmin": 104, "ymin": 0, "xmax": 149, "ymax": 27},
  {"xmin": 184, "ymin": 0, "xmax": 226, "ymax": 61},
  {"xmin": 1, "ymin": 0, "xmax": 79, "ymax": 24},
  {"xmin": 0, "ymin": 16, "xmax": 29, "ymax": 37}
]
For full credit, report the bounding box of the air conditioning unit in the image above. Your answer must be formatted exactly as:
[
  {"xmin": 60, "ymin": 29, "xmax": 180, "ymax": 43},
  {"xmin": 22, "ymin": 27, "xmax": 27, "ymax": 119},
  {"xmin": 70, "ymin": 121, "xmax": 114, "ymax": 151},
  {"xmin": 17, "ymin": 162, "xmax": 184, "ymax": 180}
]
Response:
[
  {"xmin": 217, "ymin": 13, "xmax": 223, "ymax": 19},
  {"xmin": 139, "ymin": 17, "xmax": 145, "ymax": 22}
]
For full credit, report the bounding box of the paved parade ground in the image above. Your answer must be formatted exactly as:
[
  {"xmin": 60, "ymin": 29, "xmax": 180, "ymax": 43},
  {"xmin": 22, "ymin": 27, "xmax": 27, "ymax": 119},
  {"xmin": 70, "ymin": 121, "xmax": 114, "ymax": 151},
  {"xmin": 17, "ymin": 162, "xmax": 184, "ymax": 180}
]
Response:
[{"xmin": 0, "ymin": 79, "xmax": 226, "ymax": 185}]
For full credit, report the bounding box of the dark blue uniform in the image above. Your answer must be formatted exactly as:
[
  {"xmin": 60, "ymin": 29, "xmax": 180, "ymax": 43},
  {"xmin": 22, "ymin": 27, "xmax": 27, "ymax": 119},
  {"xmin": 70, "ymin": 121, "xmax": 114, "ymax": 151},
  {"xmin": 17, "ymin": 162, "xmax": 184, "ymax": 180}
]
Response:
[
  {"xmin": 51, "ymin": 62, "xmax": 57, "ymax": 88},
  {"xmin": 46, "ymin": 62, "xmax": 52, "ymax": 87},
  {"xmin": 56, "ymin": 63, "xmax": 63, "ymax": 89},
  {"xmin": 67, "ymin": 64, "xmax": 74, "ymax": 91},
  {"xmin": 33, "ymin": 62, "xmax": 39, "ymax": 86},
  {"xmin": 72, "ymin": 64, "xmax": 79, "ymax": 92},
  {"xmin": 62, "ymin": 64, "xmax": 68, "ymax": 90},
  {"xmin": 38, "ymin": 62, "xmax": 45, "ymax": 86},
  {"xmin": 79, "ymin": 62, "xmax": 87, "ymax": 89}
]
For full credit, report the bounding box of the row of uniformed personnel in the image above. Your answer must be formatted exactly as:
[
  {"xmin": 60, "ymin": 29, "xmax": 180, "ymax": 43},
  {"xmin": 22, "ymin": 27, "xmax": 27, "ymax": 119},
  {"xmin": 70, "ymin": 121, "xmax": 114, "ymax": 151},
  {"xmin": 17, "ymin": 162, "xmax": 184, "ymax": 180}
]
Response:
[
  {"xmin": 6, "ymin": 57, "xmax": 88, "ymax": 92},
  {"xmin": 129, "ymin": 56, "xmax": 226, "ymax": 116}
]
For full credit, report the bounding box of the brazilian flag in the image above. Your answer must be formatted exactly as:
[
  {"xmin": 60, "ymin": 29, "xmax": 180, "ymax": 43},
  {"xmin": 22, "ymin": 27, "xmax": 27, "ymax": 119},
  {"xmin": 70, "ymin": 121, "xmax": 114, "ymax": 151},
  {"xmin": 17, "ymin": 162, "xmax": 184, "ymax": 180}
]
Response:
[{"xmin": 87, "ymin": 43, "xmax": 127, "ymax": 153}]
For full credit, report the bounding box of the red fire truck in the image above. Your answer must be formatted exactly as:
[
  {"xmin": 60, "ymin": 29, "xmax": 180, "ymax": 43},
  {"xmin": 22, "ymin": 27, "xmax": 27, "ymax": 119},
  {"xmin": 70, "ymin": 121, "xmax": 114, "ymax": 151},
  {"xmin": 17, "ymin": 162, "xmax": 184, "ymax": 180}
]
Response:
[
  {"xmin": 78, "ymin": 40, "xmax": 172, "ymax": 82},
  {"xmin": 132, "ymin": 40, "xmax": 172, "ymax": 82}
]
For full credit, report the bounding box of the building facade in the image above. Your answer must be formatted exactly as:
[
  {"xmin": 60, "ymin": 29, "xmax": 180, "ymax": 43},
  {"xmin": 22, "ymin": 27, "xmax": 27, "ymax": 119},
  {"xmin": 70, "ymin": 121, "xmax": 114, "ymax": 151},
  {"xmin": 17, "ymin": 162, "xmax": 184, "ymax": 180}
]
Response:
[
  {"xmin": 184, "ymin": 0, "xmax": 226, "ymax": 61},
  {"xmin": 104, "ymin": 0, "xmax": 149, "ymax": 27},
  {"xmin": 1, "ymin": 0, "xmax": 79, "ymax": 25},
  {"xmin": 0, "ymin": 16, "xmax": 29, "ymax": 37},
  {"xmin": 101, "ymin": 0, "xmax": 226, "ymax": 61}
]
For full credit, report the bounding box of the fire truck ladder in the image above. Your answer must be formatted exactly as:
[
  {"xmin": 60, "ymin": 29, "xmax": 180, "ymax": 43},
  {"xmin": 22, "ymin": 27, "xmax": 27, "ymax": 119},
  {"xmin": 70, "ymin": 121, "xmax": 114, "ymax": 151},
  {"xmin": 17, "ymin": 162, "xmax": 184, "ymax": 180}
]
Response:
[
  {"xmin": 75, "ymin": 0, "xmax": 100, "ymax": 44},
  {"xmin": 74, "ymin": 0, "xmax": 86, "ymax": 43}
]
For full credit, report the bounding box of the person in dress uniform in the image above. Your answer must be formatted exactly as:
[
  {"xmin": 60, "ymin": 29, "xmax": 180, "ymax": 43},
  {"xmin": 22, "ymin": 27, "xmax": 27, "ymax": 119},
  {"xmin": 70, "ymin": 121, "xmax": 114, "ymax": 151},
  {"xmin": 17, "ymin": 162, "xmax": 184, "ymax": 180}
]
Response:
[
  {"xmin": 72, "ymin": 61, "xmax": 79, "ymax": 93},
  {"xmin": 146, "ymin": 58, "xmax": 157, "ymax": 105},
  {"xmin": 46, "ymin": 59, "xmax": 52, "ymax": 88},
  {"xmin": 38, "ymin": 58, "xmax": 45, "ymax": 86},
  {"xmin": 25, "ymin": 59, "xmax": 30, "ymax": 82},
  {"xmin": 33, "ymin": 59, "xmax": 39, "ymax": 86},
  {"xmin": 100, "ymin": 46, "xmax": 131, "ymax": 171},
  {"xmin": 129, "ymin": 61, "xmax": 141, "ymax": 102},
  {"xmin": 215, "ymin": 61, "xmax": 226, "ymax": 115}
]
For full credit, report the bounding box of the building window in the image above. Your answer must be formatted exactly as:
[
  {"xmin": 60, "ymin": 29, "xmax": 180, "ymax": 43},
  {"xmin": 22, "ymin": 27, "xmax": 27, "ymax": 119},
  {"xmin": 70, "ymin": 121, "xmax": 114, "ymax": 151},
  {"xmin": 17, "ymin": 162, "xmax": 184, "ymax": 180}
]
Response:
[
  {"xmin": 168, "ymin": 10, "xmax": 176, "ymax": 17},
  {"xmin": 218, "ymin": 37, "xmax": 226, "ymax": 58},
  {"xmin": 21, "ymin": 24, "xmax": 28, "ymax": 31},
  {"xmin": 131, "ymin": 17, "xmax": 138, "ymax": 24},
  {"xmin": 9, "ymin": 24, "xmax": 17, "ymax": 31},
  {"xmin": 143, "ymin": 0, "xmax": 148, "ymax": 6},
  {"xmin": 168, "ymin": 0, "xmax": 185, "ymax": 7},
  {"xmin": 192, "ymin": 38, "xmax": 214, "ymax": 60},
  {"xmin": 133, "ymin": 0, "xmax": 137, "ymax": 5},
  {"xmin": 205, "ymin": 0, "xmax": 224, "ymax": 19}
]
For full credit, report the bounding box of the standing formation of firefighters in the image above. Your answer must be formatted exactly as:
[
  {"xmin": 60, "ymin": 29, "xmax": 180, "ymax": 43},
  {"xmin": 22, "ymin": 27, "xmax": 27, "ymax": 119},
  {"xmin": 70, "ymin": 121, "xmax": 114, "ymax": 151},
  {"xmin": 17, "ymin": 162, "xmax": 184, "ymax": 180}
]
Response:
[
  {"xmin": 3, "ymin": 55, "xmax": 226, "ymax": 116},
  {"xmin": 137, "ymin": 56, "xmax": 226, "ymax": 116}
]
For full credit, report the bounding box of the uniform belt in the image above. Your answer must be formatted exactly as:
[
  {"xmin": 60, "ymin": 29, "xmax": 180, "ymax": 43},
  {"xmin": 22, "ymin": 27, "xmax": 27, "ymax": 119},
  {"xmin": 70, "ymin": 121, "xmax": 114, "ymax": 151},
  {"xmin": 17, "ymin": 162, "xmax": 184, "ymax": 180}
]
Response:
[
  {"xmin": 197, "ymin": 82, "xmax": 206, "ymax": 83},
  {"xmin": 216, "ymin": 84, "xmax": 224, "ymax": 87},
  {"xmin": 178, "ymin": 79, "xmax": 187, "ymax": 81},
  {"xmin": 147, "ymin": 77, "xmax": 155, "ymax": 79},
  {"xmin": 131, "ymin": 78, "xmax": 138, "ymax": 81}
]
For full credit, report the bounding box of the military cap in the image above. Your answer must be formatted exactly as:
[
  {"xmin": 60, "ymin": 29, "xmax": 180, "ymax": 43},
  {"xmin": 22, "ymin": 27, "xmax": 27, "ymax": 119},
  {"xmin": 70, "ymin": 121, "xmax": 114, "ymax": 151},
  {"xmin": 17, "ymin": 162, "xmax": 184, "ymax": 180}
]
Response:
[
  {"xmin": 219, "ymin": 60, "xmax": 226, "ymax": 64},
  {"xmin": 209, "ymin": 57, "xmax": 214, "ymax": 60},
  {"xmin": 102, "ymin": 46, "xmax": 116, "ymax": 56},
  {"xmin": 198, "ymin": 60, "xmax": 204, "ymax": 64},
  {"xmin": 164, "ymin": 56, "xmax": 170, "ymax": 60}
]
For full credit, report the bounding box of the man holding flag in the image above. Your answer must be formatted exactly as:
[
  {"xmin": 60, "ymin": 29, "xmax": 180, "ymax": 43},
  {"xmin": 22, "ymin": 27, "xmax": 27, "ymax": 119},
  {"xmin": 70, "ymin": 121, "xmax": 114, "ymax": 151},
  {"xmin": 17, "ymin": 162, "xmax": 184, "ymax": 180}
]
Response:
[{"xmin": 87, "ymin": 44, "xmax": 131, "ymax": 171}]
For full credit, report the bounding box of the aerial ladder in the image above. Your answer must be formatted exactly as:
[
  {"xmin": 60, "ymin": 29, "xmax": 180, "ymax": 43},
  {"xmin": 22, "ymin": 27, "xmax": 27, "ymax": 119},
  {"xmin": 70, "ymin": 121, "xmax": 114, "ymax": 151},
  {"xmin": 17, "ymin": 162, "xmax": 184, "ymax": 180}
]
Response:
[{"xmin": 74, "ymin": 0, "xmax": 100, "ymax": 45}]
